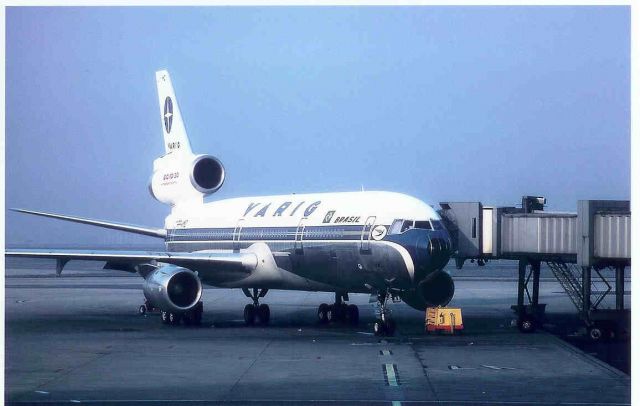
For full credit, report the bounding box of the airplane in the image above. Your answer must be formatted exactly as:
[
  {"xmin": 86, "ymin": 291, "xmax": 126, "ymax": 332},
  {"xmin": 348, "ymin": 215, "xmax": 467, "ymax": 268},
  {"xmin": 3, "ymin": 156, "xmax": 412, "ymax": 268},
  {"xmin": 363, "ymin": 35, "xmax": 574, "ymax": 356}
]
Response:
[{"xmin": 6, "ymin": 70, "xmax": 454, "ymax": 336}]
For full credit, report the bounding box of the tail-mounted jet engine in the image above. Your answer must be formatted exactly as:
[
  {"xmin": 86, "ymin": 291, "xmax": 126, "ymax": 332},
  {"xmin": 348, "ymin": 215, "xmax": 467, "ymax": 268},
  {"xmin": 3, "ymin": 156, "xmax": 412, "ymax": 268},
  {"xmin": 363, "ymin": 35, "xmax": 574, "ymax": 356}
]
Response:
[
  {"xmin": 149, "ymin": 154, "xmax": 225, "ymax": 205},
  {"xmin": 399, "ymin": 270, "xmax": 455, "ymax": 311},
  {"xmin": 188, "ymin": 154, "xmax": 225, "ymax": 194},
  {"xmin": 142, "ymin": 265, "xmax": 203, "ymax": 313}
]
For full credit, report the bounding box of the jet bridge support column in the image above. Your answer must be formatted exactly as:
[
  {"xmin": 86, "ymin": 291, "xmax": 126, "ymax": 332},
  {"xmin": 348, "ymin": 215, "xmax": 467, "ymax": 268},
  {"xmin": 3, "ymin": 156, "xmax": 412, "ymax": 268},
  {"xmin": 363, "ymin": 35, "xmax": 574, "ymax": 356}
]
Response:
[
  {"xmin": 582, "ymin": 266, "xmax": 591, "ymax": 321},
  {"xmin": 517, "ymin": 260, "xmax": 526, "ymax": 308},
  {"xmin": 531, "ymin": 261, "xmax": 541, "ymax": 306},
  {"xmin": 615, "ymin": 266, "xmax": 625, "ymax": 311},
  {"xmin": 513, "ymin": 259, "xmax": 545, "ymax": 333}
]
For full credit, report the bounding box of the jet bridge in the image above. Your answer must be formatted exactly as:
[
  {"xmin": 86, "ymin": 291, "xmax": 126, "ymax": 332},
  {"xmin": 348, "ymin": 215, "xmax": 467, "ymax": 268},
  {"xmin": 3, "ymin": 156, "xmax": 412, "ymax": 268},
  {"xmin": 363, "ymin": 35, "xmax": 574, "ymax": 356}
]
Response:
[{"xmin": 439, "ymin": 197, "xmax": 631, "ymax": 340}]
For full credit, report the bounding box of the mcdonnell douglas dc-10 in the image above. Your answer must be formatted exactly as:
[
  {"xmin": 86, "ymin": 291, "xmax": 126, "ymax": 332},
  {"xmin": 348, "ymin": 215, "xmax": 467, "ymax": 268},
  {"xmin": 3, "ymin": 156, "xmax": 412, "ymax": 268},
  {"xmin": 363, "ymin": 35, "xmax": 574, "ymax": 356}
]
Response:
[{"xmin": 7, "ymin": 71, "xmax": 453, "ymax": 336}]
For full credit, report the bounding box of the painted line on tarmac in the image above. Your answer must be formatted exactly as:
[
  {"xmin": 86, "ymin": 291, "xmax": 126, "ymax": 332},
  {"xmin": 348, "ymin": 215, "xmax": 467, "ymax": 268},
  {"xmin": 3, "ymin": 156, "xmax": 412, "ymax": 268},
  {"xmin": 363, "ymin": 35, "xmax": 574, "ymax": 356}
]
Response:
[
  {"xmin": 8, "ymin": 400, "xmax": 630, "ymax": 405},
  {"xmin": 383, "ymin": 363, "xmax": 400, "ymax": 386}
]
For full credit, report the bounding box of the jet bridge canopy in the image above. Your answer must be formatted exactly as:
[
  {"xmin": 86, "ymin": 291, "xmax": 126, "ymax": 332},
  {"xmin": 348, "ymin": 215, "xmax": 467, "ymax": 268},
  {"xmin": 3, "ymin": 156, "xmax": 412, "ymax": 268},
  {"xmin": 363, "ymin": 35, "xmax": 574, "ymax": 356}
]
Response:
[{"xmin": 439, "ymin": 197, "xmax": 630, "ymax": 267}]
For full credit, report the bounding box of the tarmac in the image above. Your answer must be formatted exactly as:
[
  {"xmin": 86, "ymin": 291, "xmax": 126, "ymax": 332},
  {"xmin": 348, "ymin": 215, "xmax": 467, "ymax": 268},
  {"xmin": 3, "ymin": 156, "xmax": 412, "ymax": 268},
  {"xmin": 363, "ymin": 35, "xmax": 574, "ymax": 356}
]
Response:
[{"xmin": 4, "ymin": 258, "xmax": 631, "ymax": 405}]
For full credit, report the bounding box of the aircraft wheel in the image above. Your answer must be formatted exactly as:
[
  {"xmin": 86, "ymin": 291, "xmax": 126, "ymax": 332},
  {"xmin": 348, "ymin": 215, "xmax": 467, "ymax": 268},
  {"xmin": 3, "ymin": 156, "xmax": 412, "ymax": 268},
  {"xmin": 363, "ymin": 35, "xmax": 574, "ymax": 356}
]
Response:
[
  {"xmin": 193, "ymin": 304, "xmax": 203, "ymax": 326},
  {"xmin": 518, "ymin": 317, "xmax": 536, "ymax": 333},
  {"xmin": 374, "ymin": 320, "xmax": 385, "ymax": 336},
  {"xmin": 318, "ymin": 303, "xmax": 329, "ymax": 324},
  {"xmin": 139, "ymin": 305, "xmax": 147, "ymax": 315},
  {"xmin": 169, "ymin": 312, "xmax": 181, "ymax": 326},
  {"xmin": 327, "ymin": 305, "xmax": 336, "ymax": 323},
  {"xmin": 589, "ymin": 327, "xmax": 603, "ymax": 342},
  {"xmin": 244, "ymin": 304, "xmax": 256, "ymax": 326},
  {"xmin": 384, "ymin": 318, "xmax": 396, "ymax": 336},
  {"xmin": 346, "ymin": 304, "xmax": 359, "ymax": 325},
  {"xmin": 257, "ymin": 304, "xmax": 270, "ymax": 325},
  {"xmin": 161, "ymin": 310, "xmax": 170, "ymax": 324}
]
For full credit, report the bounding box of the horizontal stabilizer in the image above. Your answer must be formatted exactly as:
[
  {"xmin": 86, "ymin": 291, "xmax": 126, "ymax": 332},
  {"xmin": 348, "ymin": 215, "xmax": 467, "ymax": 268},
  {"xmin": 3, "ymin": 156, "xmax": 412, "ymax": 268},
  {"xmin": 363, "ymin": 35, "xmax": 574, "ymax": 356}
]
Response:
[{"xmin": 11, "ymin": 208, "xmax": 167, "ymax": 239}]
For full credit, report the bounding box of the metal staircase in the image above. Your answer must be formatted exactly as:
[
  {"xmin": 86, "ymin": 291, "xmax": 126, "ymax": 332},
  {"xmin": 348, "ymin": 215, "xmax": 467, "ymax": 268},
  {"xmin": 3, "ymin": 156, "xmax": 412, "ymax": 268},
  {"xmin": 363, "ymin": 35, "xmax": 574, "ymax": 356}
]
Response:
[{"xmin": 546, "ymin": 261, "xmax": 613, "ymax": 312}]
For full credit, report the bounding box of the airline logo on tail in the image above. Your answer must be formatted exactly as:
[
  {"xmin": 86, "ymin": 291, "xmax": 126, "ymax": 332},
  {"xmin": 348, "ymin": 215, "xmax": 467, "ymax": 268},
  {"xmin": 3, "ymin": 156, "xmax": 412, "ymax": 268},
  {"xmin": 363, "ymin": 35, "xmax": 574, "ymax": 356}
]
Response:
[{"xmin": 164, "ymin": 97, "xmax": 173, "ymax": 134}]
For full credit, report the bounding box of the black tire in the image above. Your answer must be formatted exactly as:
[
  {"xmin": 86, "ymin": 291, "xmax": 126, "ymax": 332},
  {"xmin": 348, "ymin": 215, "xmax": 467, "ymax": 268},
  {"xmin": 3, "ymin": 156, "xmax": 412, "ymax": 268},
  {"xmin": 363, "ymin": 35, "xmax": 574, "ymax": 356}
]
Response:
[
  {"xmin": 327, "ymin": 304, "xmax": 345, "ymax": 322},
  {"xmin": 346, "ymin": 304, "xmax": 359, "ymax": 325},
  {"xmin": 169, "ymin": 312, "xmax": 181, "ymax": 326},
  {"xmin": 327, "ymin": 305, "xmax": 335, "ymax": 323},
  {"xmin": 257, "ymin": 304, "xmax": 270, "ymax": 325},
  {"xmin": 518, "ymin": 317, "xmax": 536, "ymax": 333},
  {"xmin": 318, "ymin": 303, "xmax": 329, "ymax": 324},
  {"xmin": 161, "ymin": 310, "xmax": 170, "ymax": 324},
  {"xmin": 244, "ymin": 304, "xmax": 256, "ymax": 326},
  {"xmin": 589, "ymin": 327, "xmax": 603, "ymax": 342},
  {"xmin": 138, "ymin": 305, "xmax": 147, "ymax": 315},
  {"xmin": 374, "ymin": 320, "xmax": 385, "ymax": 336},
  {"xmin": 193, "ymin": 308, "xmax": 203, "ymax": 326},
  {"xmin": 183, "ymin": 312, "xmax": 193, "ymax": 326},
  {"xmin": 384, "ymin": 318, "xmax": 396, "ymax": 336}
]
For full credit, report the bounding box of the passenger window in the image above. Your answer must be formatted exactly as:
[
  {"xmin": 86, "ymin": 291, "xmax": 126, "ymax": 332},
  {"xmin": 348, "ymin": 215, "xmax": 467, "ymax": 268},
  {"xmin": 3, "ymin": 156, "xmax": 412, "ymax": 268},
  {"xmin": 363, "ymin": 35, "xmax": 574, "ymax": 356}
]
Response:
[
  {"xmin": 414, "ymin": 221, "xmax": 433, "ymax": 230},
  {"xmin": 389, "ymin": 219, "xmax": 403, "ymax": 235},
  {"xmin": 401, "ymin": 220, "xmax": 414, "ymax": 233}
]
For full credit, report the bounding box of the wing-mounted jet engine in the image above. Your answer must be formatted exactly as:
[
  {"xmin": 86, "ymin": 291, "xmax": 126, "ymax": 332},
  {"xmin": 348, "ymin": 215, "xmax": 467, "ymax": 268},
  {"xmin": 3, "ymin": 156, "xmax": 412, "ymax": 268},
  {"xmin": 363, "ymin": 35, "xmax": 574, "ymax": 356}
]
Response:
[{"xmin": 142, "ymin": 264, "xmax": 204, "ymax": 325}]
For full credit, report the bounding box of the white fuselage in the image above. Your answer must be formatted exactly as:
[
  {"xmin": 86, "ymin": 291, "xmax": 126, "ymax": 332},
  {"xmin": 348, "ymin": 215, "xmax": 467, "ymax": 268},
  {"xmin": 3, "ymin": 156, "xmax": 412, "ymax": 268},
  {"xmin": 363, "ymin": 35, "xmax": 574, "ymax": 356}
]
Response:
[
  {"xmin": 165, "ymin": 191, "xmax": 440, "ymax": 230},
  {"xmin": 161, "ymin": 191, "xmax": 450, "ymax": 294}
]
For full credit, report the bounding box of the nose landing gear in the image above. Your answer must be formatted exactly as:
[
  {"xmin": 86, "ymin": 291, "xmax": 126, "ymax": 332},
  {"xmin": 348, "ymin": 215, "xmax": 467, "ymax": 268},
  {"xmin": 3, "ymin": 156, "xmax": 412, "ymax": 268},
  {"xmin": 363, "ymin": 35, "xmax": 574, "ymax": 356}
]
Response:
[
  {"xmin": 317, "ymin": 293, "xmax": 360, "ymax": 326},
  {"xmin": 243, "ymin": 288, "xmax": 270, "ymax": 326},
  {"xmin": 373, "ymin": 291, "xmax": 396, "ymax": 336}
]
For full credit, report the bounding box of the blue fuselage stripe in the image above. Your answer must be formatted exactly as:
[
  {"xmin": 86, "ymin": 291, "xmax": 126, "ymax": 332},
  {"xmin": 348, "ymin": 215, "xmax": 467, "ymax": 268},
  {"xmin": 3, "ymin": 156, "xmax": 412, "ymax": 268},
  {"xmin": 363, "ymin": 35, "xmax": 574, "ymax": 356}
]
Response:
[{"xmin": 166, "ymin": 225, "xmax": 371, "ymax": 242}]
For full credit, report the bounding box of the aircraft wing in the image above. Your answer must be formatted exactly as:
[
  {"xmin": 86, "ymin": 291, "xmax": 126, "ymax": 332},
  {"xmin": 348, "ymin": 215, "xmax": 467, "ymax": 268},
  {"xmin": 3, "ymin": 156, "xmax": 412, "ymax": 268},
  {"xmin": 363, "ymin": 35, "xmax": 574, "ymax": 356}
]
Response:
[
  {"xmin": 5, "ymin": 249, "xmax": 258, "ymax": 274},
  {"xmin": 10, "ymin": 208, "xmax": 167, "ymax": 239}
]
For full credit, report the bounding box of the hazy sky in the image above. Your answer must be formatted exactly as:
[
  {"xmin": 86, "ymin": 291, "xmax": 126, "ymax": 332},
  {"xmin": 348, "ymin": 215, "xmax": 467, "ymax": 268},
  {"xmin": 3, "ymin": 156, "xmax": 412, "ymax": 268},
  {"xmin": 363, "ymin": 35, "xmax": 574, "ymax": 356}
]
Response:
[{"xmin": 5, "ymin": 6, "xmax": 630, "ymax": 246}]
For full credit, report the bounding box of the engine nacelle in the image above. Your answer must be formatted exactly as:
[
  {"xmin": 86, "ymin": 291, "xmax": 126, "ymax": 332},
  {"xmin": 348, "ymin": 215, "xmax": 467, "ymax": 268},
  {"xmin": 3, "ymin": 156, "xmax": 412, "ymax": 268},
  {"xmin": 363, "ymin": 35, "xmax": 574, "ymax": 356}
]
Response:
[
  {"xmin": 142, "ymin": 265, "xmax": 202, "ymax": 313},
  {"xmin": 149, "ymin": 154, "xmax": 225, "ymax": 205},
  {"xmin": 189, "ymin": 154, "xmax": 225, "ymax": 194},
  {"xmin": 399, "ymin": 270, "xmax": 455, "ymax": 311}
]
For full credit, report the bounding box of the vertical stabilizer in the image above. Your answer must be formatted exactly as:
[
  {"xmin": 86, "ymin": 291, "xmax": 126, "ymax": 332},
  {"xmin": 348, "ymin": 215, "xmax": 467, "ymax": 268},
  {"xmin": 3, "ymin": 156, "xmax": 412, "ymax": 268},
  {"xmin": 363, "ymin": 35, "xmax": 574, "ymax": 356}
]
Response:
[{"xmin": 155, "ymin": 70, "xmax": 193, "ymax": 155}]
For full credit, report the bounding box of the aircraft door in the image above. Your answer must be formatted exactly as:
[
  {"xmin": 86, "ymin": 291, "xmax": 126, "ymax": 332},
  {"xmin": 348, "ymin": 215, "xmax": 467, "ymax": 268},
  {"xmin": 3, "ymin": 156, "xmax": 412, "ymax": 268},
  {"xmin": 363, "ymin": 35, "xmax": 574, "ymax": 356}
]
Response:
[
  {"xmin": 295, "ymin": 218, "xmax": 307, "ymax": 254},
  {"xmin": 361, "ymin": 216, "xmax": 376, "ymax": 252},
  {"xmin": 233, "ymin": 219, "xmax": 244, "ymax": 252}
]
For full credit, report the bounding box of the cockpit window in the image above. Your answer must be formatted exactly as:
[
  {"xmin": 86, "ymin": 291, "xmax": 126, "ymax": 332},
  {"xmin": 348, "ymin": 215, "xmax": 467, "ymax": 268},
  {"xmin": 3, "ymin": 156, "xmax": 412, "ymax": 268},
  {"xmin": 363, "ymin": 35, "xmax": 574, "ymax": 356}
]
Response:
[
  {"xmin": 414, "ymin": 221, "xmax": 433, "ymax": 230},
  {"xmin": 390, "ymin": 219, "xmax": 440, "ymax": 234},
  {"xmin": 389, "ymin": 219, "xmax": 403, "ymax": 235},
  {"xmin": 400, "ymin": 220, "xmax": 414, "ymax": 233}
]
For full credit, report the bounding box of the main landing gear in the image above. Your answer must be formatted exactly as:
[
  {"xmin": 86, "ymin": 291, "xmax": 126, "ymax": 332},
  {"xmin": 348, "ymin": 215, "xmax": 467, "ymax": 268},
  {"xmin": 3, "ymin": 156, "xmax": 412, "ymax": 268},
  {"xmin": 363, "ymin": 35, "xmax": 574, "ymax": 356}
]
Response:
[
  {"xmin": 373, "ymin": 291, "xmax": 396, "ymax": 336},
  {"xmin": 157, "ymin": 302, "xmax": 203, "ymax": 327},
  {"xmin": 243, "ymin": 288, "xmax": 270, "ymax": 326},
  {"xmin": 317, "ymin": 293, "xmax": 360, "ymax": 326},
  {"xmin": 138, "ymin": 299, "xmax": 156, "ymax": 315}
]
